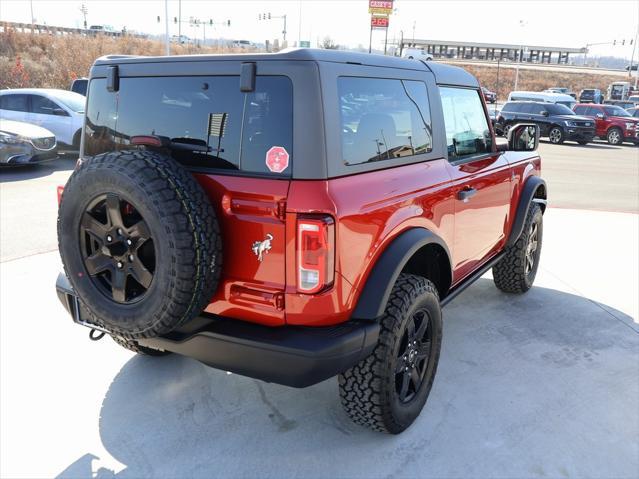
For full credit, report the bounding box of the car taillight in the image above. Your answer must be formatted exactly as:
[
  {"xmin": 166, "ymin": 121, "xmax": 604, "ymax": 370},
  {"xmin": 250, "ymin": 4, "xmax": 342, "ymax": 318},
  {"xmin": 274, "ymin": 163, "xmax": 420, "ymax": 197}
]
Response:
[
  {"xmin": 57, "ymin": 185, "xmax": 64, "ymax": 206},
  {"xmin": 297, "ymin": 216, "xmax": 335, "ymax": 294}
]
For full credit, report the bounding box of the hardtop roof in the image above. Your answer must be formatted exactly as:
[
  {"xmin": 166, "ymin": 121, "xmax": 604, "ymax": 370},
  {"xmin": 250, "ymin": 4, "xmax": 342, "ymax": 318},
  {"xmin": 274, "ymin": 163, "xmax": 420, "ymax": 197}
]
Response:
[{"xmin": 92, "ymin": 48, "xmax": 479, "ymax": 87}]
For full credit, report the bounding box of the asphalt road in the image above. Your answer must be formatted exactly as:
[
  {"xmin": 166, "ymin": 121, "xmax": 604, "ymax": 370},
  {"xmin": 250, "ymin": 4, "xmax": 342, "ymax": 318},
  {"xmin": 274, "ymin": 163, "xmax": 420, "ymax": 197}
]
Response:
[{"xmin": 0, "ymin": 144, "xmax": 638, "ymax": 478}]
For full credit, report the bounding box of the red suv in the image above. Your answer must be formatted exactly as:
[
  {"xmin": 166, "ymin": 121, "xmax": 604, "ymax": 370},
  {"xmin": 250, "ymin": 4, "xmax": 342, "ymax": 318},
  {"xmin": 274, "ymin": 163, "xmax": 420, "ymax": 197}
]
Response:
[
  {"xmin": 56, "ymin": 50, "xmax": 546, "ymax": 434},
  {"xmin": 573, "ymin": 103, "xmax": 639, "ymax": 145}
]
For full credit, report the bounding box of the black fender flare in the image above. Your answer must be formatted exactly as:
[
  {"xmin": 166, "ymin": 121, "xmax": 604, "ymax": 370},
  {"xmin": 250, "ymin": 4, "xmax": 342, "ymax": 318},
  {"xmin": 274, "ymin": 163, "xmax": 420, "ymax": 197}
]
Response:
[
  {"xmin": 351, "ymin": 228, "xmax": 451, "ymax": 321},
  {"xmin": 507, "ymin": 176, "xmax": 547, "ymax": 247}
]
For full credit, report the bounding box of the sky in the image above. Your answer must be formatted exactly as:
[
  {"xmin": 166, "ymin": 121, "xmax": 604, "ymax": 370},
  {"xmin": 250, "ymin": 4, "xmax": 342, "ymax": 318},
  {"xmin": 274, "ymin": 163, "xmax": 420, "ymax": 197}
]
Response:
[{"xmin": 1, "ymin": 0, "xmax": 638, "ymax": 59}]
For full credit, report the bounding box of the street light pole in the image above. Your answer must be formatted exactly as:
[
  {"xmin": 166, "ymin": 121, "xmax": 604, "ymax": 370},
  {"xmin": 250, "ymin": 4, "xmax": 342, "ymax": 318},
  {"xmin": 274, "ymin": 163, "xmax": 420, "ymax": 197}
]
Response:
[
  {"xmin": 30, "ymin": 0, "xmax": 34, "ymax": 25},
  {"xmin": 514, "ymin": 19, "xmax": 527, "ymax": 92}
]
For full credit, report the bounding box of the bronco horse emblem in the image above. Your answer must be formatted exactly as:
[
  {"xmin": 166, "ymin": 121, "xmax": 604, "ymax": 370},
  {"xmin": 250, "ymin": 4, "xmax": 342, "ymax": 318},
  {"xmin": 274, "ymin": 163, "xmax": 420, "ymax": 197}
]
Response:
[{"xmin": 252, "ymin": 234, "xmax": 273, "ymax": 262}]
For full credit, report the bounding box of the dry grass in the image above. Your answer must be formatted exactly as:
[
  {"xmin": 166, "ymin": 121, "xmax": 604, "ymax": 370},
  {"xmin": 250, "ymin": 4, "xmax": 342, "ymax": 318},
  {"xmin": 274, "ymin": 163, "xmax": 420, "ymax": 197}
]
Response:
[
  {"xmin": 462, "ymin": 64, "xmax": 623, "ymax": 100},
  {"xmin": 0, "ymin": 29, "xmax": 253, "ymax": 90}
]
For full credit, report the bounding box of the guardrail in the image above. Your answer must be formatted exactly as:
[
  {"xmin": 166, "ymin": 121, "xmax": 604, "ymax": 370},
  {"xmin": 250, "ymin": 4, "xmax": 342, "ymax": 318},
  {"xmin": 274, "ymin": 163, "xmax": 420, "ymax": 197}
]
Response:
[{"xmin": 0, "ymin": 21, "xmax": 146, "ymax": 38}]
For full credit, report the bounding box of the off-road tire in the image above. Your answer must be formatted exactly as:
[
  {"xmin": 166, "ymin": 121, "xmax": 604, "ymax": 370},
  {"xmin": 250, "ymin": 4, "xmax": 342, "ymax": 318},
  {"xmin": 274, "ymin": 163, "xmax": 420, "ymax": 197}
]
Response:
[
  {"xmin": 548, "ymin": 126, "xmax": 565, "ymax": 144},
  {"xmin": 493, "ymin": 202, "xmax": 543, "ymax": 293},
  {"xmin": 58, "ymin": 150, "xmax": 222, "ymax": 339},
  {"xmin": 338, "ymin": 274, "xmax": 442, "ymax": 434},
  {"xmin": 111, "ymin": 335, "xmax": 171, "ymax": 356},
  {"xmin": 606, "ymin": 127, "xmax": 622, "ymax": 146}
]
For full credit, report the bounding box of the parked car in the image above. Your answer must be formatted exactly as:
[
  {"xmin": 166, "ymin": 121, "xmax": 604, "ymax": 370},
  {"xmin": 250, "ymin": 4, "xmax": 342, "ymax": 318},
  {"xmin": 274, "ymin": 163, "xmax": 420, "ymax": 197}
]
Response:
[
  {"xmin": 627, "ymin": 95, "xmax": 639, "ymax": 106},
  {"xmin": 402, "ymin": 48, "xmax": 433, "ymax": 61},
  {"xmin": 545, "ymin": 87, "xmax": 576, "ymax": 99},
  {"xmin": 0, "ymin": 89, "xmax": 85, "ymax": 150},
  {"xmin": 481, "ymin": 86, "xmax": 496, "ymax": 103},
  {"xmin": 507, "ymin": 91, "xmax": 576, "ymax": 109},
  {"xmin": 603, "ymin": 99, "xmax": 636, "ymax": 110},
  {"xmin": 573, "ymin": 103, "xmax": 639, "ymax": 145},
  {"xmin": 0, "ymin": 119, "xmax": 57, "ymax": 166},
  {"xmin": 627, "ymin": 107, "xmax": 639, "ymax": 118},
  {"xmin": 578, "ymin": 88, "xmax": 603, "ymax": 104},
  {"xmin": 496, "ymin": 101, "xmax": 594, "ymax": 144},
  {"xmin": 70, "ymin": 78, "xmax": 88, "ymax": 96},
  {"xmin": 55, "ymin": 49, "xmax": 546, "ymax": 434},
  {"xmin": 607, "ymin": 81, "xmax": 634, "ymax": 101}
]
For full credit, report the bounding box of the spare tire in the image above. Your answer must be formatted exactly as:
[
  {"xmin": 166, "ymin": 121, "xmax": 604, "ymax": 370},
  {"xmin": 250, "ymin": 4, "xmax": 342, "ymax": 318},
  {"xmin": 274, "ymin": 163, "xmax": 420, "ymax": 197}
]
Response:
[{"xmin": 58, "ymin": 150, "xmax": 222, "ymax": 339}]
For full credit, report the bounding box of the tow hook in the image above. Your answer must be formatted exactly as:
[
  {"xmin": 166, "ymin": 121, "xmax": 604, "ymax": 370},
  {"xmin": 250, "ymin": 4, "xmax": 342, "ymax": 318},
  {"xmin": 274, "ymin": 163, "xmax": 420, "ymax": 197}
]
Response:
[{"xmin": 89, "ymin": 329, "xmax": 106, "ymax": 341}]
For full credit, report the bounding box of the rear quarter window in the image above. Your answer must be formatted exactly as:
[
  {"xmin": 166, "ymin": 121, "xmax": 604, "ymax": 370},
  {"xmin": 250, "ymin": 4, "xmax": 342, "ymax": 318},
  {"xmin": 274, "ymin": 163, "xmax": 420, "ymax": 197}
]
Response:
[{"xmin": 338, "ymin": 77, "xmax": 433, "ymax": 166}]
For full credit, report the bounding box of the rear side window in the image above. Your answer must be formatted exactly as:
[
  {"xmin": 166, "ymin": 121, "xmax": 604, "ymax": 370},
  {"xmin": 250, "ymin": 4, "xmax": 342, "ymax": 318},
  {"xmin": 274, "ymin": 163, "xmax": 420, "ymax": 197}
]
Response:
[
  {"xmin": 0, "ymin": 94, "xmax": 28, "ymax": 112},
  {"xmin": 338, "ymin": 77, "xmax": 433, "ymax": 166},
  {"xmin": 30, "ymin": 95, "xmax": 62, "ymax": 115},
  {"xmin": 85, "ymin": 75, "xmax": 293, "ymax": 176},
  {"xmin": 439, "ymin": 87, "xmax": 493, "ymax": 159},
  {"xmin": 573, "ymin": 105, "xmax": 588, "ymax": 115},
  {"xmin": 502, "ymin": 102, "xmax": 520, "ymax": 113}
]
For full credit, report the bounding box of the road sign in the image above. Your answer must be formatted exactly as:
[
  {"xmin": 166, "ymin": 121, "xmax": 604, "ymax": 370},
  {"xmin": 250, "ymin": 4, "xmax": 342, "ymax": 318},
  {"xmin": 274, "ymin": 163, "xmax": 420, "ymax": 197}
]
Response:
[
  {"xmin": 369, "ymin": 0, "xmax": 393, "ymax": 15},
  {"xmin": 299, "ymin": 40, "xmax": 311, "ymax": 48},
  {"xmin": 371, "ymin": 15, "xmax": 389, "ymax": 28}
]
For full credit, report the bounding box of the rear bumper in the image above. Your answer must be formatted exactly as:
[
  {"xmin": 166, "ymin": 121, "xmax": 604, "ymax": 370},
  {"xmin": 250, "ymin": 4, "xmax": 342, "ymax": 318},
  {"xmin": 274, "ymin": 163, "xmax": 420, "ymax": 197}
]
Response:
[{"xmin": 55, "ymin": 273, "xmax": 379, "ymax": 388}]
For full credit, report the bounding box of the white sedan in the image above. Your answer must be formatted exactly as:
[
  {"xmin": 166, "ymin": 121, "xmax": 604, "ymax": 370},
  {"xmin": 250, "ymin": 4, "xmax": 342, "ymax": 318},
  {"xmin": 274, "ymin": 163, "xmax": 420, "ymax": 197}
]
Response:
[{"xmin": 0, "ymin": 88, "xmax": 85, "ymax": 150}]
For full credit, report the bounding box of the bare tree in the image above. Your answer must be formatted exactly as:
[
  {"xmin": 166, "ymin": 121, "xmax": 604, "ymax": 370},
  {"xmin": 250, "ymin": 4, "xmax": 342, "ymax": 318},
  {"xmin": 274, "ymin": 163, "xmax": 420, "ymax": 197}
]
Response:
[{"xmin": 320, "ymin": 36, "xmax": 339, "ymax": 50}]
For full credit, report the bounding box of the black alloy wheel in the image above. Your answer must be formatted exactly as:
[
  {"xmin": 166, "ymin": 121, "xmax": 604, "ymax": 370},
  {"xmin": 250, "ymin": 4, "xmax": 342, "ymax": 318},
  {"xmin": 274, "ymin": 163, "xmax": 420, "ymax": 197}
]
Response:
[
  {"xmin": 395, "ymin": 308, "xmax": 433, "ymax": 403},
  {"xmin": 80, "ymin": 193, "xmax": 155, "ymax": 304}
]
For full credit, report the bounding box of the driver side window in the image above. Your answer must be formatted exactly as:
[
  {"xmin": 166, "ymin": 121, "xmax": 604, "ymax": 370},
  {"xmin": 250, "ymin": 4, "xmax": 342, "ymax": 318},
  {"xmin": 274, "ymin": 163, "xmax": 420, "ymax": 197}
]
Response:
[{"xmin": 439, "ymin": 87, "xmax": 492, "ymax": 160}]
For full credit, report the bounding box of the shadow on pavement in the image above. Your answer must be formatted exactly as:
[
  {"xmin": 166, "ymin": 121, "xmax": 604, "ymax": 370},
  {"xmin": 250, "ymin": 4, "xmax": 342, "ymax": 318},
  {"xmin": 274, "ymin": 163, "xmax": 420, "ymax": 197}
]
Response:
[
  {"xmin": 57, "ymin": 279, "xmax": 639, "ymax": 479},
  {"xmin": 0, "ymin": 155, "xmax": 76, "ymax": 183}
]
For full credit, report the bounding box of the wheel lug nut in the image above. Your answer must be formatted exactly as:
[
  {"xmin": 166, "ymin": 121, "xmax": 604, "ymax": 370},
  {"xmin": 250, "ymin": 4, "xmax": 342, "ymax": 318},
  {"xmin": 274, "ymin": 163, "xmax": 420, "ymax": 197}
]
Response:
[
  {"xmin": 128, "ymin": 254, "xmax": 134, "ymax": 261},
  {"xmin": 126, "ymin": 239, "xmax": 132, "ymax": 246},
  {"xmin": 117, "ymin": 228, "xmax": 123, "ymax": 235},
  {"xmin": 116, "ymin": 261, "xmax": 123, "ymax": 269},
  {"xmin": 106, "ymin": 235, "xmax": 112, "ymax": 242}
]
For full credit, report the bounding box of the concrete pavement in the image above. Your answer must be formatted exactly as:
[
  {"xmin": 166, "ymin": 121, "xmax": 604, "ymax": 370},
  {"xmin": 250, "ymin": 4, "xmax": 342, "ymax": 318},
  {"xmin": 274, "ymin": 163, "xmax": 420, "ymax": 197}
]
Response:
[{"xmin": 1, "ymin": 208, "xmax": 637, "ymax": 478}]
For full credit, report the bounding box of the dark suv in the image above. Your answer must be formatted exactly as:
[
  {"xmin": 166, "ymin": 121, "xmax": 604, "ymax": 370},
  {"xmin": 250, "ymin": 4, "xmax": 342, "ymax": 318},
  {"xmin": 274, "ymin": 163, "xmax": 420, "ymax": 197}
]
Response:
[
  {"xmin": 579, "ymin": 88, "xmax": 603, "ymax": 104},
  {"xmin": 55, "ymin": 50, "xmax": 546, "ymax": 434},
  {"xmin": 496, "ymin": 101, "xmax": 595, "ymax": 144}
]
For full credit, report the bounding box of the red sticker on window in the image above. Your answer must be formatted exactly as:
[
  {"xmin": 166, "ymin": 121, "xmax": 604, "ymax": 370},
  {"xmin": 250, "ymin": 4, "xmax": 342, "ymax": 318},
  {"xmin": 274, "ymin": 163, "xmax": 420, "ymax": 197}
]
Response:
[{"xmin": 265, "ymin": 146, "xmax": 289, "ymax": 173}]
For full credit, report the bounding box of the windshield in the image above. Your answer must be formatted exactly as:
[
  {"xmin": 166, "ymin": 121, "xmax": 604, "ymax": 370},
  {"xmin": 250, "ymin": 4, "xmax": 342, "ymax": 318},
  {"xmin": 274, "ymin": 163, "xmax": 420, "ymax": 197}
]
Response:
[
  {"xmin": 604, "ymin": 106, "xmax": 631, "ymax": 117},
  {"xmin": 52, "ymin": 90, "xmax": 85, "ymax": 113},
  {"xmin": 546, "ymin": 103, "xmax": 575, "ymax": 115}
]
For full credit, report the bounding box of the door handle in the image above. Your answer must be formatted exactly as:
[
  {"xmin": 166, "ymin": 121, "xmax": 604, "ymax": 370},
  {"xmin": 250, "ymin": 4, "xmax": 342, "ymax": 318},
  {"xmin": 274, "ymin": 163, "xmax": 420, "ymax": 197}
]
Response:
[{"xmin": 457, "ymin": 187, "xmax": 477, "ymax": 202}]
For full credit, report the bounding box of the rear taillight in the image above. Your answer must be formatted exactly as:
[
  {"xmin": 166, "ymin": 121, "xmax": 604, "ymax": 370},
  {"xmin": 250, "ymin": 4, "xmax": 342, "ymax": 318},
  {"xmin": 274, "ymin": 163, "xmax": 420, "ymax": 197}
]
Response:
[
  {"xmin": 297, "ymin": 216, "xmax": 335, "ymax": 294},
  {"xmin": 57, "ymin": 185, "xmax": 64, "ymax": 206}
]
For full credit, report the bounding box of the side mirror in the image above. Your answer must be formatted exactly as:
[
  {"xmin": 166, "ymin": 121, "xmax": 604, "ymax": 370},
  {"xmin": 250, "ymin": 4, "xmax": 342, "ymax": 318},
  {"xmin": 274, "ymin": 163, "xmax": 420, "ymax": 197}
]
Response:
[
  {"xmin": 596, "ymin": 113, "xmax": 604, "ymax": 119},
  {"xmin": 541, "ymin": 110, "xmax": 549, "ymax": 117},
  {"xmin": 53, "ymin": 108, "xmax": 69, "ymax": 117},
  {"xmin": 507, "ymin": 123, "xmax": 539, "ymax": 152}
]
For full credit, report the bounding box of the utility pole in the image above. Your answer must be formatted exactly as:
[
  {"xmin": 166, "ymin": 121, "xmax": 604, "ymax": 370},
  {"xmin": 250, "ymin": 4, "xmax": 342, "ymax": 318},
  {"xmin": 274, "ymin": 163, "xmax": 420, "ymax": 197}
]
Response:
[
  {"xmin": 30, "ymin": 0, "xmax": 35, "ymax": 25},
  {"xmin": 79, "ymin": 3, "xmax": 88, "ymax": 30},
  {"xmin": 164, "ymin": 0, "xmax": 170, "ymax": 55},
  {"xmin": 514, "ymin": 20, "xmax": 527, "ymax": 92},
  {"xmin": 178, "ymin": 0, "xmax": 181, "ymax": 40}
]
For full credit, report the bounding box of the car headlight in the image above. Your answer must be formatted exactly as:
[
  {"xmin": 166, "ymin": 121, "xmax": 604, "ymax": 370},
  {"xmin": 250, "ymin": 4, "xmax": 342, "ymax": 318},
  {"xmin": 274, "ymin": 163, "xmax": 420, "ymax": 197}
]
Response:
[
  {"xmin": 564, "ymin": 120, "xmax": 577, "ymax": 127},
  {"xmin": 625, "ymin": 122, "xmax": 635, "ymax": 129}
]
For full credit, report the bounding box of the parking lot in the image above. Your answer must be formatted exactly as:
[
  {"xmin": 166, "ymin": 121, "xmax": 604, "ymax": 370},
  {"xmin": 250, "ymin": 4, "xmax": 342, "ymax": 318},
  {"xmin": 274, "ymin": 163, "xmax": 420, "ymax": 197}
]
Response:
[{"xmin": 1, "ymin": 142, "xmax": 638, "ymax": 478}]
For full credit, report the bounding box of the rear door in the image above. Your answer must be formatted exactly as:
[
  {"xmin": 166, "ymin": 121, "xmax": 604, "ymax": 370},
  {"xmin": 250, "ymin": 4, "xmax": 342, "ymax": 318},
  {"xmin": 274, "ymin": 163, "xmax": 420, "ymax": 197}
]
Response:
[
  {"xmin": 439, "ymin": 86, "xmax": 511, "ymax": 283},
  {"xmin": 0, "ymin": 94, "xmax": 30, "ymax": 123}
]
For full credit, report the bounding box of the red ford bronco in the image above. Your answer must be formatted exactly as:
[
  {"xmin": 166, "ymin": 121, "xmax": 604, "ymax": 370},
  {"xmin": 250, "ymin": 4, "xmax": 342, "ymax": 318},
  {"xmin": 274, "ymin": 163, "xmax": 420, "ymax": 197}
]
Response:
[{"xmin": 56, "ymin": 50, "xmax": 546, "ymax": 434}]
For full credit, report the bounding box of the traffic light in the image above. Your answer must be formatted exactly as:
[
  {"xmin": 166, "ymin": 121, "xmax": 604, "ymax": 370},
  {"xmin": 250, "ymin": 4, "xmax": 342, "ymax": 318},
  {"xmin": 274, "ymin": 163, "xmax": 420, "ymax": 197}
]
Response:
[
  {"xmin": 157, "ymin": 15, "xmax": 160, "ymax": 23},
  {"xmin": 209, "ymin": 19, "xmax": 213, "ymax": 25},
  {"xmin": 622, "ymin": 39, "xmax": 626, "ymax": 45},
  {"xmin": 613, "ymin": 40, "xmax": 616, "ymax": 45},
  {"xmin": 174, "ymin": 17, "xmax": 177, "ymax": 23},
  {"xmin": 227, "ymin": 19, "xmax": 231, "ymax": 26},
  {"xmin": 268, "ymin": 12, "xmax": 271, "ymax": 19}
]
